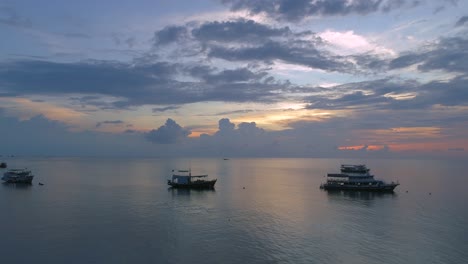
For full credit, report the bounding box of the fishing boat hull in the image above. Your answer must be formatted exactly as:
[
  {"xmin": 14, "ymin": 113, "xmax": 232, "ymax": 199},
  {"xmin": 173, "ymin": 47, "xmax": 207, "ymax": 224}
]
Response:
[{"xmin": 168, "ymin": 179, "xmax": 217, "ymax": 189}]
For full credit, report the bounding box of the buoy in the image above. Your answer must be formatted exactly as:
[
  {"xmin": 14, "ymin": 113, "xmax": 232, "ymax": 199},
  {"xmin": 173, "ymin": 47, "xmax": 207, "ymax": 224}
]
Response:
[{"xmin": 243, "ymin": 187, "xmax": 245, "ymax": 189}]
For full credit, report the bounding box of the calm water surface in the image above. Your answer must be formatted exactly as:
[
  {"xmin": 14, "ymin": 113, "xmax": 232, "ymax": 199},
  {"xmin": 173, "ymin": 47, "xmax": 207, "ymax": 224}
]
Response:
[{"xmin": 0, "ymin": 158, "xmax": 467, "ymax": 263}]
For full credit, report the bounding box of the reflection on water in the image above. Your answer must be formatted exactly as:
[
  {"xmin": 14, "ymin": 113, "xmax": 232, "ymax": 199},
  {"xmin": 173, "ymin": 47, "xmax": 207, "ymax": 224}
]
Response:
[
  {"xmin": 168, "ymin": 187, "xmax": 216, "ymax": 196},
  {"xmin": 325, "ymin": 189, "xmax": 397, "ymax": 200},
  {"xmin": 1, "ymin": 182, "xmax": 33, "ymax": 190},
  {"xmin": 0, "ymin": 157, "xmax": 467, "ymax": 264}
]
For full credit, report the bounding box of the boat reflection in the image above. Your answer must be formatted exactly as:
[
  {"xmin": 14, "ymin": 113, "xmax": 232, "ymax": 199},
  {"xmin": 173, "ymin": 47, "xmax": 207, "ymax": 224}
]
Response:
[
  {"xmin": 325, "ymin": 189, "xmax": 397, "ymax": 201},
  {"xmin": 1, "ymin": 182, "xmax": 33, "ymax": 189},
  {"xmin": 168, "ymin": 187, "xmax": 216, "ymax": 196}
]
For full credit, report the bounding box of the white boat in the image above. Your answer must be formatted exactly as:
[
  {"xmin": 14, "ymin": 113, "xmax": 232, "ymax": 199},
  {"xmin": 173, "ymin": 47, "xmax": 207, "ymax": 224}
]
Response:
[
  {"xmin": 2, "ymin": 169, "xmax": 34, "ymax": 184},
  {"xmin": 320, "ymin": 164, "xmax": 398, "ymax": 192}
]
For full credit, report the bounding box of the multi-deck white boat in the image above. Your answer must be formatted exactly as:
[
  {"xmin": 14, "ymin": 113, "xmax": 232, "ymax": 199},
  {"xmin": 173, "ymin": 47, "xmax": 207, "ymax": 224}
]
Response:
[
  {"xmin": 2, "ymin": 169, "xmax": 34, "ymax": 184},
  {"xmin": 320, "ymin": 164, "xmax": 398, "ymax": 192}
]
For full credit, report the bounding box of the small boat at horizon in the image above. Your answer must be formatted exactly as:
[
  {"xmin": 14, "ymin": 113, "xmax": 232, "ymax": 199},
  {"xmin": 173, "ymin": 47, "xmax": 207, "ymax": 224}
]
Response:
[
  {"xmin": 0, "ymin": 162, "xmax": 6, "ymax": 168},
  {"xmin": 168, "ymin": 169, "xmax": 217, "ymax": 189},
  {"xmin": 320, "ymin": 164, "xmax": 399, "ymax": 192},
  {"xmin": 2, "ymin": 168, "xmax": 34, "ymax": 184}
]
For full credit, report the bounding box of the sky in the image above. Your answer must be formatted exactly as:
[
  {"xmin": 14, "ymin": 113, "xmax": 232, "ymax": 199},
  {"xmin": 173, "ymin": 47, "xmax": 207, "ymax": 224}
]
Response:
[{"xmin": 0, "ymin": 0, "xmax": 467, "ymax": 158}]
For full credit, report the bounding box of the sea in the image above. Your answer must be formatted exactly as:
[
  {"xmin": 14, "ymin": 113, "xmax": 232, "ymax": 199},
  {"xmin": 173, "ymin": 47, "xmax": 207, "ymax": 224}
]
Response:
[{"xmin": 0, "ymin": 157, "xmax": 467, "ymax": 264}]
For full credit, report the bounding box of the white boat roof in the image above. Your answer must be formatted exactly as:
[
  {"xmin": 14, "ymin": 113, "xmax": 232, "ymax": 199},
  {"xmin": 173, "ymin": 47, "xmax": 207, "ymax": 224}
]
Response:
[{"xmin": 172, "ymin": 169, "xmax": 208, "ymax": 177}]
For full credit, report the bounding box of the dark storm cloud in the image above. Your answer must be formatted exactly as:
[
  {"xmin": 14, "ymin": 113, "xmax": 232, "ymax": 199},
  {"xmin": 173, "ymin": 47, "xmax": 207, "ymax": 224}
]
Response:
[
  {"xmin": 221, "ymin": 0, "xmax": 417, "ymax": 21},
  {"xmin": 145, "ymin": 118, "xmax": 191, "ymax": 144}
]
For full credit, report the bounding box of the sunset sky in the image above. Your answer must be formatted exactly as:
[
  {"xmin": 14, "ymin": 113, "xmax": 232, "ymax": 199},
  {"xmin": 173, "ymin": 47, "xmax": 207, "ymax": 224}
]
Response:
[{"xmin": 1, "ymin": 0, "xmax": 467, "ymax": 158}]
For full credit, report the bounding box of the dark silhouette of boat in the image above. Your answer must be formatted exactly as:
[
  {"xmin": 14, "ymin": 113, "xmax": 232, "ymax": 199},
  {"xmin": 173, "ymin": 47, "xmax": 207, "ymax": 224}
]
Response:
[
  {"xmin": 2, "ymin": 168, "xmax": 34, "ymax": 184},
  {"xmin": 168, "ymin": 169, "xmax": 217, "ymax": 189},
  {"xmin": 0, "ymin": 162, "xmax": 6, "ymax": 168},
  {"xmin": 320, "ymin": 164, "xmax": 398, "ymax": 192}
]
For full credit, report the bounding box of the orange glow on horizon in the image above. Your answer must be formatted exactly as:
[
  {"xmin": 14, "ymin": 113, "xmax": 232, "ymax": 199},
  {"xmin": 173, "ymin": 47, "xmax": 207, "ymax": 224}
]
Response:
[
  {"xmin": 339, "ymin": 141, "xmax": 467, "ymax": 153},
  {"xmin": 11, "ymin": 98, "xmax": 86, "ymax": 121},
  {"xmin": 338, "ymin": 145, "xmax": 386, "ymax": 151},
  {"xmin": 188, "ymin": 128, "xmax": 218, "ymax": 137}
]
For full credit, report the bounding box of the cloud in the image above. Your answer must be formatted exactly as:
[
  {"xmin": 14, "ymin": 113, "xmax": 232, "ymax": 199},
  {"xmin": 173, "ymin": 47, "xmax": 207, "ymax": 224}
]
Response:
[
  {"xmin": 455, "ymin": 16, "xmax": 468, "ymax": 27},
  {"xmin": 208, "ymin": 41, "xmax": 354, "ymax": 73},
  {"xmin": 153, "ymin": 25, "xmax": 188, "ymax": 45},
  {"xmin": 0, "ymin": 114, "xmax": 156, "ymax": 157},
  {"xmin": 111, "ymin": 32, "xmax": 137, "ymax": 48},
  {"xmin": 1, "ymin": 112, "xmax": 466, "ymax": 158},
  {"xmin": 216, "ymin": 118, "xmax": 236, "ymax": 136},
  {"xmin": 318, "ymin": 30, "xmax": 395, "ymax": 56},
  {"xmin": 215, "ymin": 109, "xmax": 254, "ymax": 116},
  {"xmin": 306, "ymin": 75, "xmax": 468, "ymax": 112},
  {"xmin": 0, "ymin": 60, "xmax": 167, "ymax": 95},
  {"xmin": 96, "ymin": 120, "xmax": 124, "ymax": 128},
  {"xmin": 191, "ymin": 19, "xmax": 291, "ymax": 43},
  {"xmin": 221, "ymin": 0, "xmax": 417, "ymax": 21},
  {"xmin": 58, "ymin": 32, "xmax": 92, "ymax": 39},
  {"xmin": 152, "ymin": 106, "xmax": 180, "ymax": 112},
  {"xmin": 389, "ymin": 36, "xmax": 468, "ymax": 73},
  {"xmin": 150, "ymin": 17, "xmax": 468, "ymax": 76},
  {"xmin": 0, "ymin": 6, "xmax": 32, "ymax": 28},
  {"xmin": 448, "ymin": 147, "xmax": 464, "ymax": 151},
  {"xmin": 186, "ymin": 66, "xmax": 267, "ymax": 83},
  {"xmin": 145, "ymin": 118, "xmax": 191, "ymax": 144},
  {"xmin": 0, "ymin": 60, "xmax": 284, "ymax": 108},
  {"xmin": 152, "ymin": 19, "xmax": 367, "ymax": 74}
]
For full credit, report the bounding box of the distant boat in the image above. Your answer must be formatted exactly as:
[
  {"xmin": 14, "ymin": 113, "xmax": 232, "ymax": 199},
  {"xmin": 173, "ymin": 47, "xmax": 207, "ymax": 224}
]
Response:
[
  {"xmin": 168, "ymin": 169, "xmax": 217, "ymax": 189},
  {"xmin": 223, "ymin": 158, "xmax": 229, "ymax": 160},
  {"xmin": 2, "ymin": 168, "xmax": 34, "ymax": 184},
  {"xmin": 0, "ymin": 162, "xmax": 6, "ymax": 168},
  {"xmin": 320, "ymin": 164, "xmax": 398, "ymax": 192}
]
